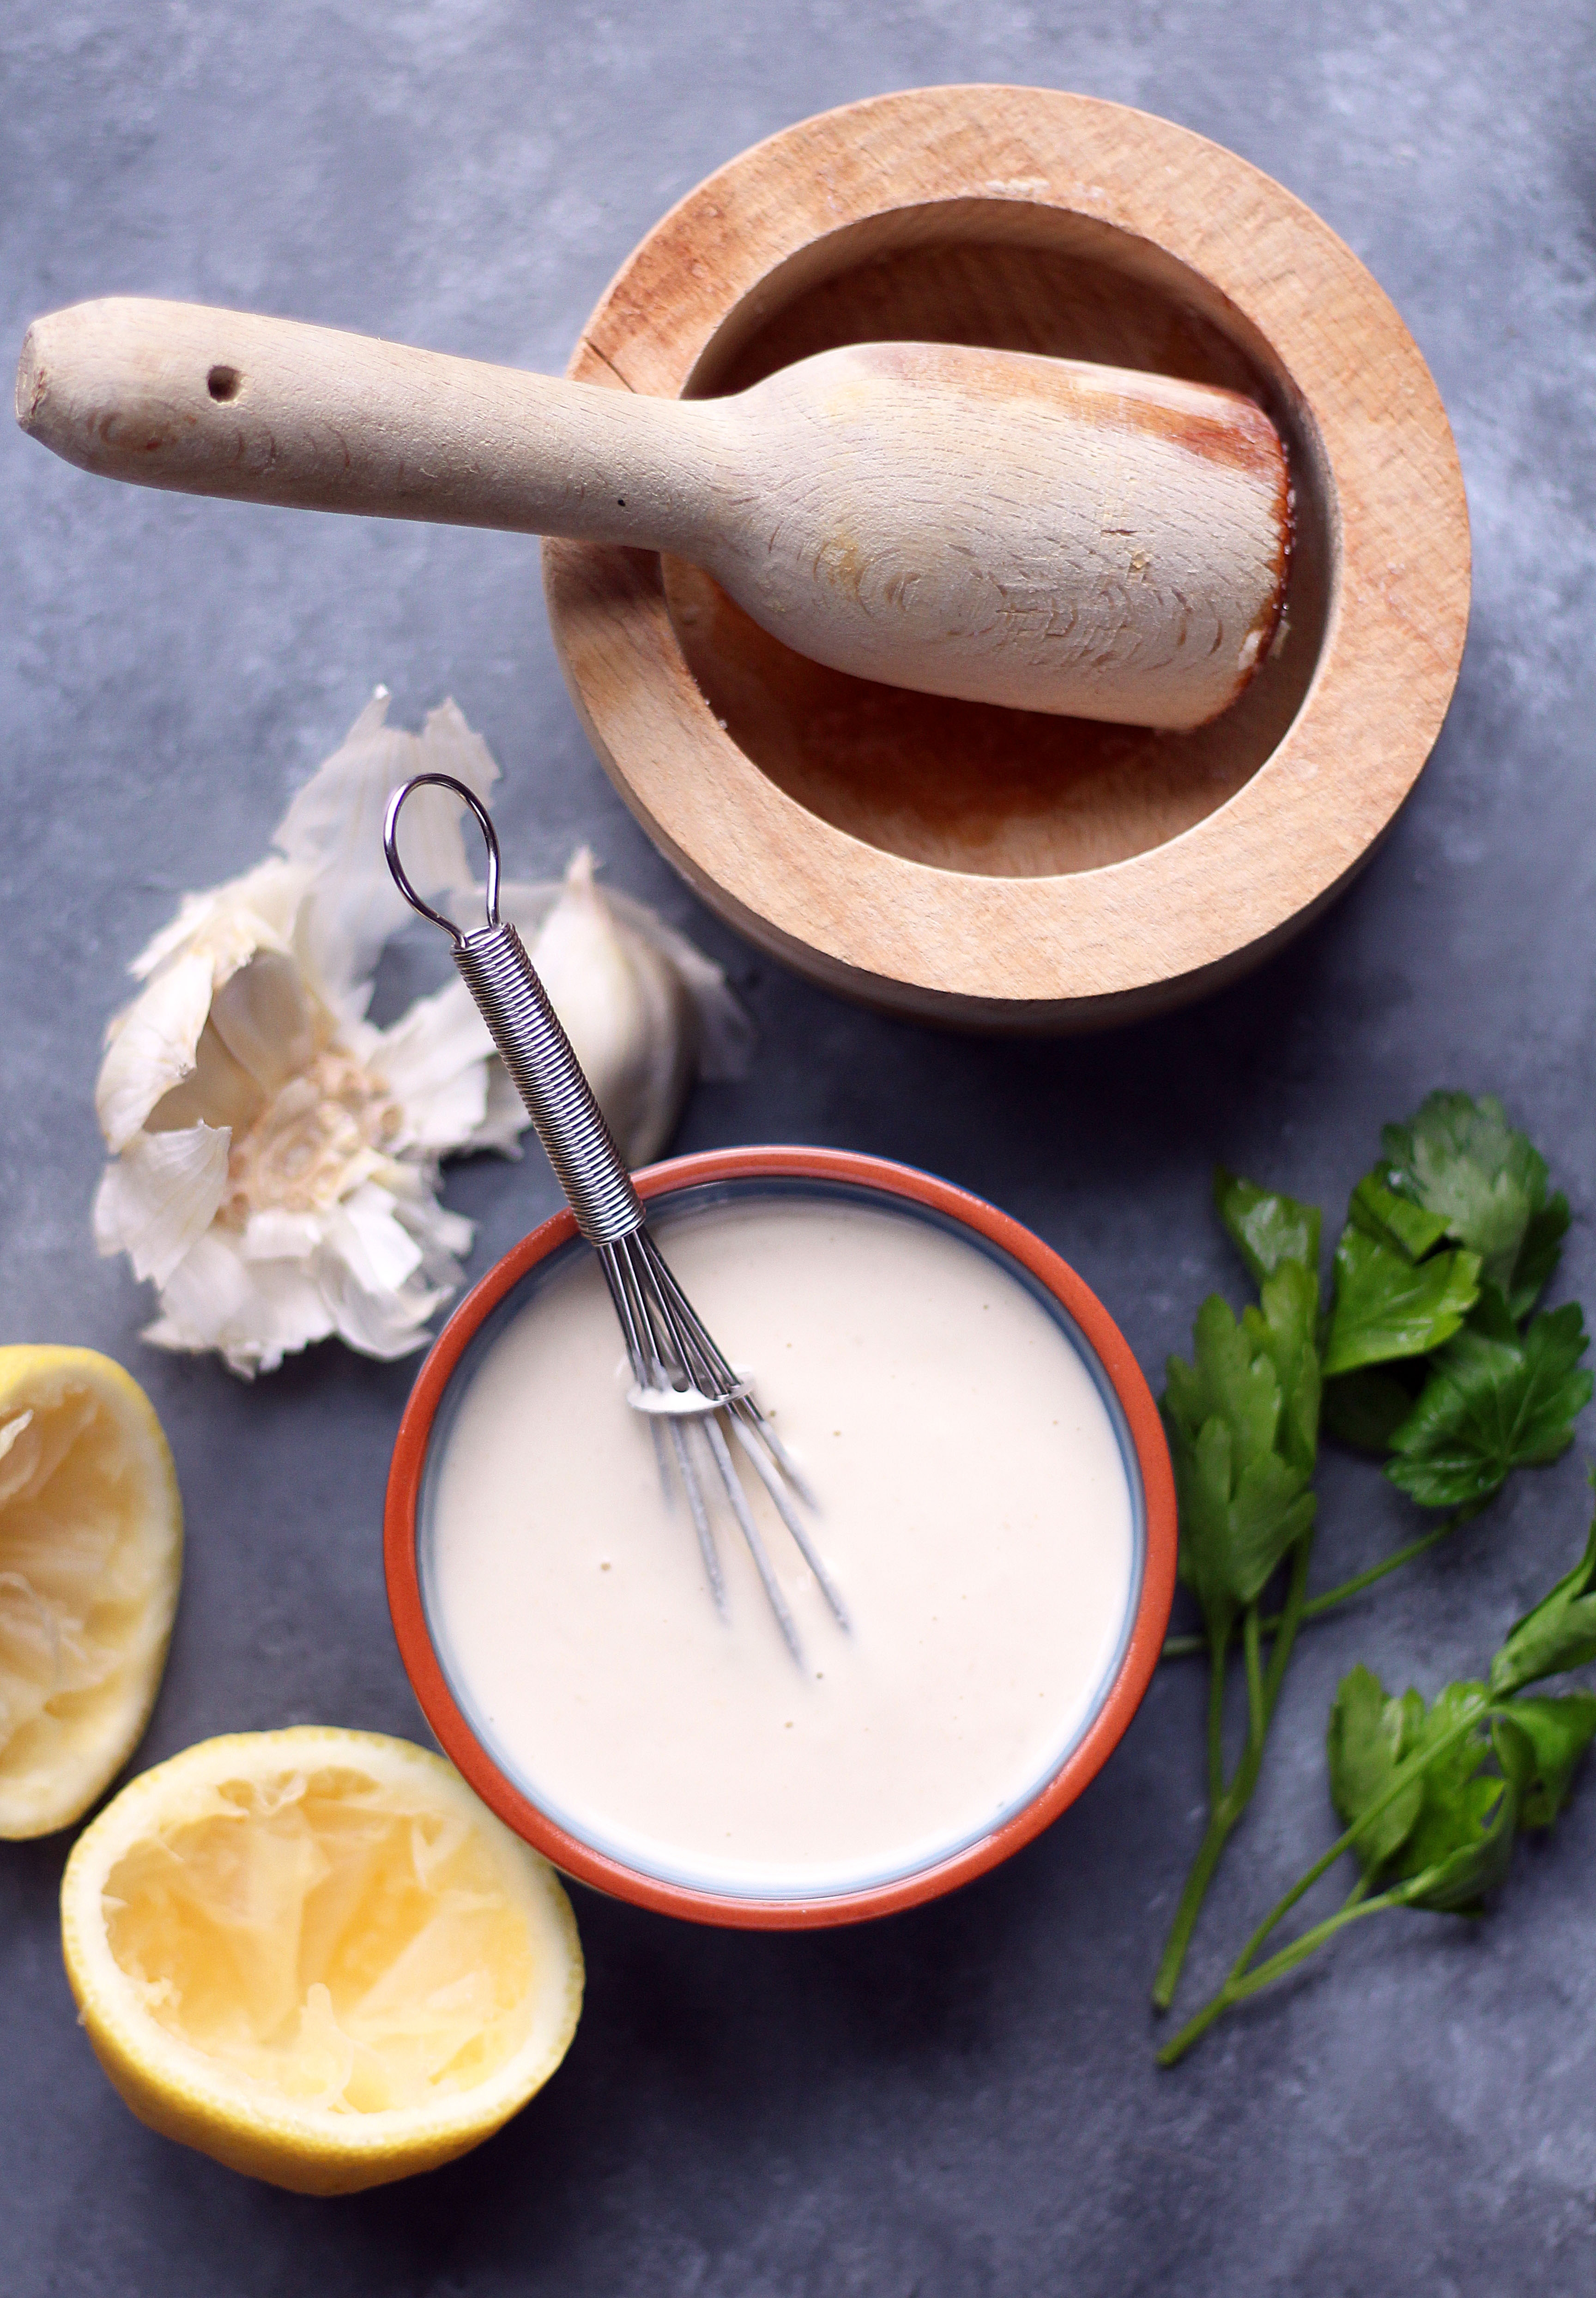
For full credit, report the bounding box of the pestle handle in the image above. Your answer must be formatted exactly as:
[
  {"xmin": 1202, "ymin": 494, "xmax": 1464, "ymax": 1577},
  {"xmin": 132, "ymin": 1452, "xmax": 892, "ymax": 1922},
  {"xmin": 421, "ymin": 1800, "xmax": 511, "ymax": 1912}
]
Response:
[
  {"xmin": 16, "ymin": 297, "xmax": 1291, "ymax": 731},
  {"xmin": 14, "ymin": 297, "xmax": 704, "ymax": 551}
]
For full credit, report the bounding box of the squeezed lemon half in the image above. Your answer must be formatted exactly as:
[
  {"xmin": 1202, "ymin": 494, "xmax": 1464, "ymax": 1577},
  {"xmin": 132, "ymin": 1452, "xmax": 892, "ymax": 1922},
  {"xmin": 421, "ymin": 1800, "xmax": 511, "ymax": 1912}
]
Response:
[
  {"xmin": 60, "ymin": 1728, "xmax": 584, "ymax": 2194},
  {"xmin": 0, "ymin": 1345, "xmax": 181, "ymax": 1838}
]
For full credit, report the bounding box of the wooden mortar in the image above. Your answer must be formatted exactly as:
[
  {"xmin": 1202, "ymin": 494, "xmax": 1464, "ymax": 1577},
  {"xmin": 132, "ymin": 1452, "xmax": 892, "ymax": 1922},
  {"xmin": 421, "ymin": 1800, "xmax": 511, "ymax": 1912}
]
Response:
[{"xmin": 544, "ymin": 85, "xmax": 1470, "ymax": 1031}]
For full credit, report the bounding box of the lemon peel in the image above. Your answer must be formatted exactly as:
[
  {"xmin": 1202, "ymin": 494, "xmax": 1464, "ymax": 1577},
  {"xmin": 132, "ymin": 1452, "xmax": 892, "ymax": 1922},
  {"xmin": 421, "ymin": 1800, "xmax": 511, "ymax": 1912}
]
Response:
[
  {"xmin": 0, "ymin": 1345, "xmax": 181, "ymax": 1838},
  {"xmin": 60, "ymin": 1728, "xmax": 583, "ymax": 2194}
]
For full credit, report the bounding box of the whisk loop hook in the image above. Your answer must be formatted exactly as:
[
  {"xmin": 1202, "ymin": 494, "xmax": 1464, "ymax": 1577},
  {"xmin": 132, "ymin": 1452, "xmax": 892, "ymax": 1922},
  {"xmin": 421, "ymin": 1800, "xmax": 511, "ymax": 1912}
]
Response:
[
  {"xmin": 382, "ymin": 772, "xmax": 501, "ymax": 942},
  {"xmin": 383, "ymin": 771, "xmax": 846, "ymax": 1663}
]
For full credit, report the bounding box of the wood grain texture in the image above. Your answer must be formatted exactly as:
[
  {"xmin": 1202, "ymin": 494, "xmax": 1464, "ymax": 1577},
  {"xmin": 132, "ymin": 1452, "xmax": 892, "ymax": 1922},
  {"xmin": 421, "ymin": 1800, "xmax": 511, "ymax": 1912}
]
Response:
[
  {"xmin": 16, "ymin": 299, "xmax": 1286, "ymax": 729},
  {"xmin": 543, "ymin": 85, "xmax": 1470, "ymax": 1031}
]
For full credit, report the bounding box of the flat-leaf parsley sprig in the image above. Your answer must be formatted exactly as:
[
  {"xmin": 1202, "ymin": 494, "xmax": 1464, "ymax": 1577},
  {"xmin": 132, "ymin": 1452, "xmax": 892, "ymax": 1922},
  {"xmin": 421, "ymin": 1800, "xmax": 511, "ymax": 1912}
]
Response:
[
  {"xmin": 1153, "ymin": 1093, "xmax": 1590, "ymax": 2016},
  {"xmin": 1153, "ymin": 1176, "xmax": 1323, "ymax": 2009},
  {"xmin": 1159, "ymin": 1500, "xmax": 1596, "ymax": 2063}
]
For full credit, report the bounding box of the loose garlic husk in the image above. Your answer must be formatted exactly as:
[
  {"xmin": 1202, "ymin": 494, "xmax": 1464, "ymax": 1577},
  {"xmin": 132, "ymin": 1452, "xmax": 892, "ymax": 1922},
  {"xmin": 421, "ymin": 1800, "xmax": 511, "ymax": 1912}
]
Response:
[{"xmin": 92, "ymin": 693, "xmax": 750, "ymax": 1375}]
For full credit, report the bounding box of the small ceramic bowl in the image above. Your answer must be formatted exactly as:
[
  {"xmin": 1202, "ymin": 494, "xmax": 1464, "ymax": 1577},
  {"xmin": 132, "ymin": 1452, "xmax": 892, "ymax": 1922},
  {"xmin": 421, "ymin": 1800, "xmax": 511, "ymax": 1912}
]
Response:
[{"xmin": 385, "ymin": 1147, "xmax": 1176, "ymax": 1928}]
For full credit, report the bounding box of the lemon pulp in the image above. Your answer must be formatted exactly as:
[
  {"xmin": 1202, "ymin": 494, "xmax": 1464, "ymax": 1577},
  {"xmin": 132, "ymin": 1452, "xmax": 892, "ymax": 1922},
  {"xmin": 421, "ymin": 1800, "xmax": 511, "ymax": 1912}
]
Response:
[
  {"xmin": 0, "ymin": 1347, "xmax": 181, "ymax": 1837},
  {"xmin": 105, "ymin": 1764, "xmax": 536, "ymax": 2112},
  {"xmin": 63, "ymin": 1729, "xmax": 583, "ymax": 2192}
]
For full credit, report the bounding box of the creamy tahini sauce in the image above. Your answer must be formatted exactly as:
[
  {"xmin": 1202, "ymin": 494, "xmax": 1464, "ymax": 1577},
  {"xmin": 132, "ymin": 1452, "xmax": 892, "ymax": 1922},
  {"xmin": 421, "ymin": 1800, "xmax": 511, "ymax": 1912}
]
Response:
[{"xmin": 423, "ymin": 1191, "xmax": 1138, "ymax": 1898}]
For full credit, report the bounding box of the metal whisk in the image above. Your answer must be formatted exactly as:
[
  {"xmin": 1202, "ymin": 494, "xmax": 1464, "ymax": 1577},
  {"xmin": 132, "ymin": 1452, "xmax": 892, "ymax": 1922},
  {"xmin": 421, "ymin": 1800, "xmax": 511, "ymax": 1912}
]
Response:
[{"xmin": 384, "ymin": 773, "xmax": 846, "ymax": 1659}]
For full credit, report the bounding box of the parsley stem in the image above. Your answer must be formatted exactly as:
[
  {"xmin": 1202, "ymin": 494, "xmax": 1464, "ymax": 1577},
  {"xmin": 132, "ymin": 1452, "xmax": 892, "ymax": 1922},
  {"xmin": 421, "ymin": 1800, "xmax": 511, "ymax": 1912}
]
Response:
[
  {"xmin": 1206, "ymin": 1625, "xmax": 1228, "ymax": 1809},
  {"xmin": 1151, "ymin": 1777, "xmax": 1242, "ymax": 2013},
  {"xmin": 1243, "ymin": 1606, "xmax": 1265, "ymax": 1748},
  {"xmin": 1264, "ymin": 1533, "xmax": 1310, "ymax": 1719},
  {"xmin": 1157, "ymin": 1626, "xmax": 1243, "ymax": 2008},
  {"xmin": 1263, "ymin": 1530, "xmax": 1312, "ymax": 1729},
  {"xmin": 1152, "ymin": 1539, "xmax": 1314, "ymax": 2014},
  {"xmin": 1161, "ymin": 1513, "xmax": 1469, "ymax": 1661},
  {"xmin": 1156, "ymin": 1711, "xmax": 1490, "ymax": 2062},
  {"xmin": 1231, "ymin": 1711, "xmax": 1482, "ymax": 1980},
  {"xmin": 1157, "ymin": 1886, "xmax": 1405, "ymax": 2066},
  {"xmin": 1293, "ymin": 1515, "xmax": 1465, "ymax": 1621}
]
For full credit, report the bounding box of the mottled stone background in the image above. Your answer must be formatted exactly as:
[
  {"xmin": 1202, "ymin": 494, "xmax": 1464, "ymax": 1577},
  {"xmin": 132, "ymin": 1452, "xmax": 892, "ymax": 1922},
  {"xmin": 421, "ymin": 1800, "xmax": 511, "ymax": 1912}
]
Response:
[{"xmin": 3, "ymin": 4, "xmax": 1594, "ymax": 2291}]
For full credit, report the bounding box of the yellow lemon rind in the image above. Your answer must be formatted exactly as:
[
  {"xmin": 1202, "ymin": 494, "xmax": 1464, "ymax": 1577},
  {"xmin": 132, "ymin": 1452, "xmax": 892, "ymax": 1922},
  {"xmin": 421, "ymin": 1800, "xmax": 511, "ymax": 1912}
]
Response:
[
  {"xmin": 60, "ymin": 1727, "xmax": 585, "ymax": 2195},
  {"xmin": 0, "ymin": 1344, "xmax": 182, "ymax": 1840}
]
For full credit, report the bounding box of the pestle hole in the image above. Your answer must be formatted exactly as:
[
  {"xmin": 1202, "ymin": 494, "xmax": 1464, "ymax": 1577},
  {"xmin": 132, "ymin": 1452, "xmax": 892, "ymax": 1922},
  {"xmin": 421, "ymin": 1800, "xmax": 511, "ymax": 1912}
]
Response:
[{"xmin": 206, "ymin": 365, "xmax": 242, "ymax": 402}]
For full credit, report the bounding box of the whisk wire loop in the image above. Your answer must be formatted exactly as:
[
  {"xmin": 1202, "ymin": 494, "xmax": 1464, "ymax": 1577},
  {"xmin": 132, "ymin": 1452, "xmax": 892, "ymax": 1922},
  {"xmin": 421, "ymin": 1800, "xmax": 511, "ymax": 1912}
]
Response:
[{"xmin": 382, "ymin": 771, "xmax": 501, "ymax": 939}]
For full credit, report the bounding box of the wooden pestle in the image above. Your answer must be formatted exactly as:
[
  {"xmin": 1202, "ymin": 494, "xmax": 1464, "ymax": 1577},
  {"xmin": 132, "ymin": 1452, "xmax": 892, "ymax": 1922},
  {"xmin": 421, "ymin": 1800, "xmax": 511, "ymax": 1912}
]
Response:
[{"xmin": 16, "ymin": 297, "xmax": 1290, "ymax": 730}]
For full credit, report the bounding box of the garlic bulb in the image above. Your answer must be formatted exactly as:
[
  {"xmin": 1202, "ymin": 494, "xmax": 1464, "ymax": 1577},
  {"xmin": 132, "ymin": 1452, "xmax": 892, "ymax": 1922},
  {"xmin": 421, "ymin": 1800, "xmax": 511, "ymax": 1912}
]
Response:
[{"xmin": 92, "ymin": 692, "xmax": 751, "ymax": 1375}]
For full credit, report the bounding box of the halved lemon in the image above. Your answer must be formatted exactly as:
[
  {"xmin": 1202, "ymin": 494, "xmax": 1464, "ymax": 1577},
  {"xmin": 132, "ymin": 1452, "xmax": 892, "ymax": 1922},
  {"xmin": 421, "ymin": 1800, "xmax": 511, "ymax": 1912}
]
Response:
[
  {"xmin": 60, "ymin": 1728, "xmax": 584, "ymax": 2194},
  {"xmin": 0, "ymin": 1345, "xmax": 181, "ymax": 1838}
]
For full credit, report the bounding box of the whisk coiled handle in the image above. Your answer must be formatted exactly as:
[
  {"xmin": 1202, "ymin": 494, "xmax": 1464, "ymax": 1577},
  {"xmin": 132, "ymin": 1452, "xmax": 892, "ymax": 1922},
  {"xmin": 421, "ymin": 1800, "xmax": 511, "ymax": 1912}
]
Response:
[
  {"xmin": 453, "ymin": 919, "xmax": 644, "ymax": 1247},
  {"xmin": 382, "ymin": 770, "xmax": 644, "ymax": 1250}
]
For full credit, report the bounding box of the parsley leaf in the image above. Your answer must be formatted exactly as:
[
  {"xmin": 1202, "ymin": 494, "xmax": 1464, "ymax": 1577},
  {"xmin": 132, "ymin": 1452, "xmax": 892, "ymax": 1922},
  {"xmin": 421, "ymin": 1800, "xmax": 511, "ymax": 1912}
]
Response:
[
  {"xmin": 1213, "ymin": 1169, "xmax": 1322, "ymax": 1288},
  {"xmin": 1390, "ymin": 1683, "xmax": 1514, "ymax": 1913},
  {"xmin": 1489, "ymin": 1508, "xmax": 1596, "ymax": 1695},
  {"xmin": 1164, "ymin": 1259, "xmax": 1320, "ymax": 1642},
  {"xmin": 1379, "ymin": 1091, "xmax": 1569, "ymax": 1314},
  {"xmin": 1320, "ymin": 1227, "xmax": 1481, "ymax": 1378},
  {"xmin": 1329, "ymin": 1672, "xmax": 1511, "ymax": 1911},
  {"xmin": 1493, "ymin": 1695, "xmax": 1596, "ymax": 1827},
  {"xmin": 1384, "ymin": 1302, "xmax": 1592, "ymax": 1509},
  {"xmin": 1327, "ymin": 1664, "xmax": 1427, "ymax": 1875},
  {"xmin": 1464, "ymin": 1276, "xmax": 1521, "ymax": 1345},
  {"xmin": 1347, "ymin": 1173, "xmax": 1452, "ymax": 1263},
  {"xmin": 1246, "ymin": 1257, "xmax": 1321, "ymax": 1477},
  {"xmin": 1510, "ymin": 1200, "xmax": 1573, "ymax": 1323}
]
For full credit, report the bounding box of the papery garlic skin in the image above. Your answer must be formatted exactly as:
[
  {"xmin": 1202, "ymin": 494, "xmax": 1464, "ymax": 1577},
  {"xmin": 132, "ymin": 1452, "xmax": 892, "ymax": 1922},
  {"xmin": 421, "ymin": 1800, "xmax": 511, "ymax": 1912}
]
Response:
[
  {"xmin": 93, "ymin": 693, "xmax": 506, "ymax": 1376},
  {"xmin": 93, "ymin": 1125, "xmax": 231, "ymax": 1286},
  {"xmin": 92, "ymin": 693, "xmax": 753, "ymax": 1376}
]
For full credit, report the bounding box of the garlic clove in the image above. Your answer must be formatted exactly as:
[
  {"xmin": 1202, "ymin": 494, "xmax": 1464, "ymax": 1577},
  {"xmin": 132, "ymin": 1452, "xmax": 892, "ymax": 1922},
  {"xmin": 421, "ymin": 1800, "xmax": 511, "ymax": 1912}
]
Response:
[
  {"xmin": 390, "ymin": 1187, "xmax": 475, "ymax": 1276},
  {"xmin": 598, "ymin": 888, "xmax": 756, "ymax": 1085},
  {"xmin": 207, "ymin": 951, "xmax": 326, "ymax": 1098},
  {"xmin": 238, "ymin": 1209, "xmax": 323, "ymax": 1263},
  {"xmin": 526, "ymin": 850, "xmax": 696, "ymax": 1168},
  {"xmin": 334, "ymin": 1183, "xmax": 427, "ymax": 1293},
  {"xmin": 317, "ymin": 1195, "xmax": 450, "ymax": 1361},
  {"xmin": 145, "ymin": 1016, "xmax": 268, "ymax": 1138}
]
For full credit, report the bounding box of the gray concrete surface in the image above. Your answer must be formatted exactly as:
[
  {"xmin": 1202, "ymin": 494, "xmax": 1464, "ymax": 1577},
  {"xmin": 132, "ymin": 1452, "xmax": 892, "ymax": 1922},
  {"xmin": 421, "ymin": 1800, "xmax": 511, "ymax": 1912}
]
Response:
[{"xmin": 4, "ymin": 3, "xmax": 1596, "ymax": 2291}]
